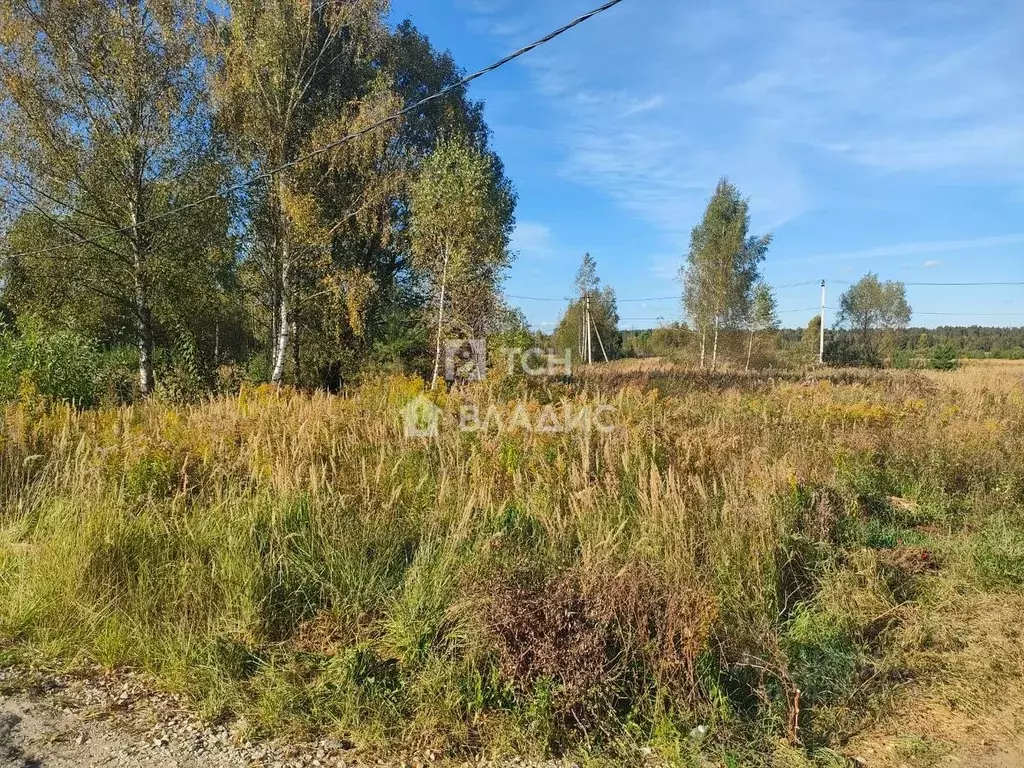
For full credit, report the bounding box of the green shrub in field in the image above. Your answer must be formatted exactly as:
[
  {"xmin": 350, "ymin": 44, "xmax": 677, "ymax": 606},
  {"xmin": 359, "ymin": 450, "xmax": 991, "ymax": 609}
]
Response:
[
  {"xmin": 0, "ymin": 317, "xmax": 100, "ymax": 405},
  {"xmin": 929, "ymin": 345, "xmax": 959, "ymax": 371},
  {"xmin": 783, "ymin": 606, "xmax": 859, "ymax": 706}
]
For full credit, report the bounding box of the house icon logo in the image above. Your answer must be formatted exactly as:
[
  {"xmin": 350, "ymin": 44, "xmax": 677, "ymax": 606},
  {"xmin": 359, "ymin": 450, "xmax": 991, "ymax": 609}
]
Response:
[{"xmin": 401, "ymin": 395, "xmax": 442, "ymax": 439}]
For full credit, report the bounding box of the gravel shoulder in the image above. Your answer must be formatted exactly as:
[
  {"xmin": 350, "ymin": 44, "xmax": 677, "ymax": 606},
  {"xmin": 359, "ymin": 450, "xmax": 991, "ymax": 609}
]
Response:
[{"xmin": 0, "ymin": 665, "xmax": 395, "ymax": 768}]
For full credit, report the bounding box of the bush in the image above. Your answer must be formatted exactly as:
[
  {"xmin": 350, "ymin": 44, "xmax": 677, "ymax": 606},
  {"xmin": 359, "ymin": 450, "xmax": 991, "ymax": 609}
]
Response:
[
  {"xmin": 929, "ymin": 345, "xmax": 959, "ymax": 371},
  {"xmin": 823, "ymin": 335, "xmax": 881, "ymax": 368},
  {"xmin": 0, "ymin": 317, "xmax": 100, "ymax": 405}
]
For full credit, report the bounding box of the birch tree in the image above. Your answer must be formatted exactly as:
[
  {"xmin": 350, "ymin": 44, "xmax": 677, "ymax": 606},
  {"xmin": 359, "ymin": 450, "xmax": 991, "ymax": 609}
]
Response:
[
  {"xmin": 0, "ymin": 0, "xmax": 225, "ymax": 395},
  {"xmin": 209, "ymin": 0, "xmax": 397, "ymax": 384},
  {"xmin": 682, "ymin": 178, "xmax": 771, "ymax": 370},
  {"xmin": 555, "ymin": 254, "xmax": 620, "ymax": 363},
  {"xmin": 410, "ymin": 137, "xmax": 515, "ymax": 389},
  {"xmin": 746, "ymin": 281, "xmax": 779, "ymax": 371}
]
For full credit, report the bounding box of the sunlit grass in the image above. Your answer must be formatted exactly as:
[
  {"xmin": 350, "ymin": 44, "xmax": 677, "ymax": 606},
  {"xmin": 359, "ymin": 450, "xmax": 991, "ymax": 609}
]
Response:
[{"xmin": 0, "ymin": 364, "xmax": 1021, "ymax": 761}]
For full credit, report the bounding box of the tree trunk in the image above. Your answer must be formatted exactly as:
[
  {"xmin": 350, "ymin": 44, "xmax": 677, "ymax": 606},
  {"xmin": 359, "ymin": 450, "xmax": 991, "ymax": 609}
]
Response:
[
  {"xmin": 129, "ymin": 203, "xmax": 154, "ymax": 397},
  {"xmin": 136, "ymin": 277, "xmax": 154, "ymax": 396},
  {"xmin": 271, "ymin": 252, "xmax": 291, "ymax": 384},
  {"xmin": 292, "ymin": 318, "xmax": 300, "ymax": 386},
  {"xmin": 700, "ymin": 327, "xmax": 707, "ymax": 369},
  {"xmin": 430, "ymin": 245, "xmax": 451, "ymax": 391},
  {"xmin": 271, "ymin": 180, "xmax": 291, "ymax": 385},
  {"xmin": 711, "ymin": 317, "xmax": 720, "ymax": 371},
  {"xmin": 746, "ymin": 329, "xmax": 754, "ymax": 372}
]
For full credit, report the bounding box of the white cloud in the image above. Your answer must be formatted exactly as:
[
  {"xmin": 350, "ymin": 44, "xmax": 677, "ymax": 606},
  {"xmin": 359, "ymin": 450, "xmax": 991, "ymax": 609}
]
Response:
[
  {"xmin": 923, "ymin": 260, "xmax": 942, "ymax": 268},
  {"xmin": 621, "ymin": 95, "xmax": 665, "ymax": 118},
  {"xmin": 511, "ymin": 221, "xmax": 556, "ymax": 260},
  {"xmin": 464, "ymin": 0, "xmax": 1024, "ymax": 242},
  {"xmin": 723, "ymin": 0, "xmax": 1024, "ymax": 179}
]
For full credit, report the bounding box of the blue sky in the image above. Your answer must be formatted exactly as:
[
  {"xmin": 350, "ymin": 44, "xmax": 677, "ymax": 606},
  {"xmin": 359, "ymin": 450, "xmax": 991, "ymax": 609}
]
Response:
[{"xmin": 389, "ymin": 0, "xmax": 1024, "ymax": 330}]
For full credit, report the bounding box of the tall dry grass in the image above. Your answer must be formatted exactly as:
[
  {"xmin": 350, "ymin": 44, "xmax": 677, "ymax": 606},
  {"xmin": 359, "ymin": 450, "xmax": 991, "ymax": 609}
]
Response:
[{"xmin": 0, "ymin": 365, "xmax": 1022, "ymax": 760}]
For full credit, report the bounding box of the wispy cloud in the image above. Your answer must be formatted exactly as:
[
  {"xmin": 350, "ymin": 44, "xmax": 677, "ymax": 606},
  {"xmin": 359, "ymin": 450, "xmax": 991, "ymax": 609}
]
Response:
[
  {"xmin": 621, "ymin": 95, "xmax": 665, "ymax": 118},
  {"xmin": 649, "ymin": 254, "xmax": 682, "ymax": 282},
  {"xmin": 511, "ymin": 221, "xmax": 556, "ymax": 260},
  {"xmin": 465, "ymin": 0, "xmax": 1024, "ymax": 243},
  {"xmin": 789, "ymin": 233, "xmax": 1024, "ymax": 264},
  {"xmin": 923, "ymin": 260, "xmax": 942, "ymax": 268}
]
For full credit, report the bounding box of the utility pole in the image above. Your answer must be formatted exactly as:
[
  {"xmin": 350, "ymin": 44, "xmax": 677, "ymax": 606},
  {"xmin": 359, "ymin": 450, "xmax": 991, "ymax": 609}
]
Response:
[
  {"xmin": 578, "ymin": 312, "xmax": 584, "ymax": 363},
  {"xmin": 819, "ymin": 280, "xmax": 827, "ymax": 365},
  {"xmin": 585, "ymin": 293, "xmax": 593, "ymax": 365}
]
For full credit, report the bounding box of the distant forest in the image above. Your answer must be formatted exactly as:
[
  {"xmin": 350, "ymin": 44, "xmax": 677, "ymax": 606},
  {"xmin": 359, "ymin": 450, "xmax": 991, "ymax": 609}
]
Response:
[{"xmin": 623, "ymin": 324, "xmax": 1024, "ymax": 362}]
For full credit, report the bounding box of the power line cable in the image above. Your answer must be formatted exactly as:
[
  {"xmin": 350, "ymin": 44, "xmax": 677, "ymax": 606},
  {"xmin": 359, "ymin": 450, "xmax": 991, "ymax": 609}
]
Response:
[
  {"xmin": 912, "ymin": 311, "xmax": 1024, "ymax": 317},
  {"xmin": 1, "ymin": 0, "xmax": 628, "ymax": 262},
  {"xmin": 827, "ymin": 278, "xmax": 1024, "ymax": 287}
]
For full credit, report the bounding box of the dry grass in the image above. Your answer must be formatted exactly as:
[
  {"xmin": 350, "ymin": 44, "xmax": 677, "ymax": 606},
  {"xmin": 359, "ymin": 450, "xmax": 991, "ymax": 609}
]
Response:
[{"xmin": 0, "ymin": 363, "xmax": 1021, "ymax": 763}]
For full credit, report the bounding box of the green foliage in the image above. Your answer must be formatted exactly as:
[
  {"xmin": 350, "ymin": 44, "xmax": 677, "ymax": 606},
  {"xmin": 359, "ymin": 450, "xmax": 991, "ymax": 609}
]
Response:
[
  {"xmin": 410, "ymin": 135, "xmax": 516, "ymax": 386},
  {"xmin": 972, "ymin": 516, "xmax": 1024, "ymax": 589},
  {"xmin": 682, "ymin": 178, "xmax": 771, "ymax": 347},
  {"xmin": 783, "ymin": 605, "xmax": 859, "ymax": 706},
  {"xmin": 929, "ymin": 344, "xmax": 959, "ymax": 371},
  {"xmin": 0, "ymin": 318, "xmax": 99, "ymax": 405},
  {"xmin": 824, "ymin": 334, "xmax": 882, "ymax": 368},
  {"xmin": 1, "ymin": 1, "xmax": 516, "ymax": 397},
  {"xmin": 0, "ymin": 0, "xmax": 233, "ymax": 395},
  {"xmin": 621, "ymin": 323, "xmax": 691, "ymax": 359},
  {"xmin": 553, "ymin": 255, "xmax": 622, "ymax": 362},
  {"xmin": 836, "ymin": 274, "xmax": 912, "ymax": 364}
]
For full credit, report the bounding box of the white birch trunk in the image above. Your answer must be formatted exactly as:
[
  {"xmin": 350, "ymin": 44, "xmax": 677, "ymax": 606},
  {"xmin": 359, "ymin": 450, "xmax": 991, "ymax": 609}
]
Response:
[
  {"xmin": 711, "ymin": 317, "xmax": 720, "ymax": 371},
  {"xmin": 430, "ymin": 245, "xmax": 451, "ymax": 390},
  {"xmin": 129, "ymin": 202, "xmax": 154, "ymax": 396},
  {"xmin": 271, "ymin": 176, "xmax": 292, "ymax": 385},
  {"xmin": 746, "ymin": 329, "xmax": 754, "ymax": 372},
  {"xmin": 700, "ymin": 327, "xmax": 707, "ymax": 369},
  {"xmin": 271, "ymin": 246, "xmax": 291, "ymax": 384}
]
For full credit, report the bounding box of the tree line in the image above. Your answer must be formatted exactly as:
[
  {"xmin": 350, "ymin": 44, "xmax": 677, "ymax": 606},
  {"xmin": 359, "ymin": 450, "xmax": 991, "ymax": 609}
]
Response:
[
  {"xmin": 0, "ymin": 0, "xmax": 519, "ymax": 401},
  {"xmin": 549, "ymin": 180, "xmax": 935, "ymax": 371}
]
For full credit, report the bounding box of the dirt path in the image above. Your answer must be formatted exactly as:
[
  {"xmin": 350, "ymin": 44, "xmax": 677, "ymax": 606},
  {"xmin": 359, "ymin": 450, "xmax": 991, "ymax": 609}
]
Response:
[
  {"xmin": 0, "ymin": 665, "xmax": 583, "ymax": 768},
  {"xmin": 844, "ymin": 590, "xmax": 1024, "ymax": 768},
  {"xmin": 0, "ymin": 666, "xmax": 380, "ymax": 768}
]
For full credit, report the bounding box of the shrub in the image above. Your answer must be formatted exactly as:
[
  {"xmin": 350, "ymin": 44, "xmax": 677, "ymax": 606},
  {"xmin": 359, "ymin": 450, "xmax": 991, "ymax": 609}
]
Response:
[
  {"xmin": 929, "ymin": 345, "xmax": 959, "ymax": 371},
  {"xmin": 0, "ymin": 317, "xmax": 99, "ymax": 405}
]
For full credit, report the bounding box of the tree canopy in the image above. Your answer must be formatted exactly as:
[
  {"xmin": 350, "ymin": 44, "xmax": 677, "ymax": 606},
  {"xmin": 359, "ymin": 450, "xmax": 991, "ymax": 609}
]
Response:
[
  {"xmin": 0, "ymin": 2, "xmax": 517, "ymax": 398},
  {"xmin": 681, "ymin": 178, "xmax": 771, "ymax": 369},
  {"xmin": 836, "ymin": 273, "xmax": 912, "ymax": 363}
]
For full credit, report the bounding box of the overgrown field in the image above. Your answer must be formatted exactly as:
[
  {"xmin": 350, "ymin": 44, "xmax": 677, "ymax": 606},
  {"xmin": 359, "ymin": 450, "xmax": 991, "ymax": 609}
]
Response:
[{"xmin": 1, "ymin": 363, "xmax": 1023, "ymax": 764}]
